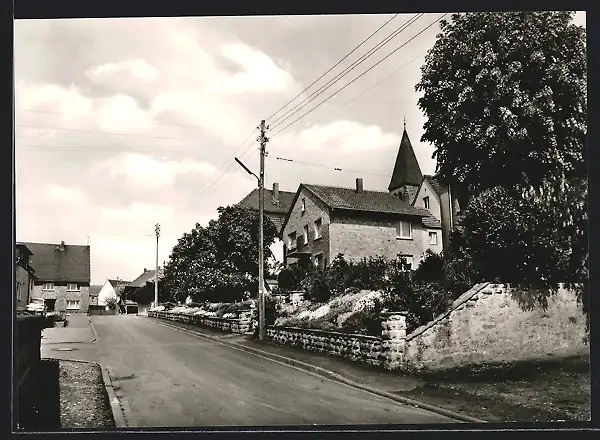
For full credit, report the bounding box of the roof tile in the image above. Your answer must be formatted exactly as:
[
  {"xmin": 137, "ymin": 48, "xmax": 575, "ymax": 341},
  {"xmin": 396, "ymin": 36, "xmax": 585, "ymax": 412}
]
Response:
[{"xmin": 19, "ymin": 242, "xmax": 91, "ymax": 283}]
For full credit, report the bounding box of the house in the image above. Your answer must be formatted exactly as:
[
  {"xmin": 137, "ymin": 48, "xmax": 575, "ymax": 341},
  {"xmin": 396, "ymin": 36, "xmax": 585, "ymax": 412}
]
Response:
[
  {"xmin": 124, "ymin": 268, "xmax": 163, "ymax": 315},
  {"xmin": 15, "ymin": 244, "xmax": 35, "ymax": 310},
  {"xmin": 388, "ymin": 127, "xmax": 461, "ymax": 251},
  {"xmin": 89, "ymin": 285, "xmax": 102, "ymax": 307},
  {"xmin": 282, "ymin": 178, "xmax": 442, "ymax": 269},
  {"xmin": 20, "ymin": 241, "xmax": 91, "ymax": 313},
  {"xmin": 98, "ymin": 279, "xmax": 130, "ymax": 307},
  {"xmin": 236, "ymin": 182, "xmax": 296, "ymax": 264}
]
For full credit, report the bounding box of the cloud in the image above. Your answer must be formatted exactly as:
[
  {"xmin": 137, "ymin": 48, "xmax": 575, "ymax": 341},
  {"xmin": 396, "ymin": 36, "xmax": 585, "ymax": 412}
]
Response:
[
  {"xmin": 86, "ymin": 59, "xmax": 159, "ymax": 85},
  {"xmin": 16, "ymin": 81, "xmax": 95, "ymax": 122},
  {"xmin": 94, "ymin": 94, "xmax": 154, "ymax": 134}
]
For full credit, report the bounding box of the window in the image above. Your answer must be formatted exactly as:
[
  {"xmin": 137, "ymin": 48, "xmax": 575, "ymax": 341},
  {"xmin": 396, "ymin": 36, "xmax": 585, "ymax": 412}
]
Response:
[
  {"xmin": 16, "ymin": 282, "xmax": 22, "ymax": 301},
  {"xmin": 66, "ymin": 300, "xmax": 80, "ymax": 310},
  {"xmin": 288, "ymin": 232, "xmax": 297, "ymax": 250},
  {"xmin": 314, "ymin": 218, "xmax": 322, "ymax": 239},
  {"xmin": 429, "ymin": 231, "xmax": 438, "ymax": 245},
  {"xmin": 303, "ymin": 225, "xmax": 309, "ymax": 244},
  {"xmin": 314, "ymin": 254, "xmax": 323, "ymax": 268},
  {"xmin": 398, "ymin": 255, "xmax": 414, "ymax": 270},
  {"xmin": 396, "ymin": 220, "xmax": 412, "ymax": 239},
  {"xmin": 423, "ymin": 196, "xmax": 430, "ymax": 209},
  {"xmin": 42, "ymin": 282, "xmax": 54, "ymax": 291},
  {"xmin": 67, "ymin": 283, "xmax": 80, "ymax": 292},
  {"xmin": 301, "ymin": 198, "xmax": 306, "ymax": 213}
]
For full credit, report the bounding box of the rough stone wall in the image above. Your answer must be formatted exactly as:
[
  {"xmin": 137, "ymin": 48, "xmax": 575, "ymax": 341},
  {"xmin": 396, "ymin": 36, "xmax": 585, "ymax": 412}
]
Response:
[
  {"xmin": 149, "ymin": 311, "xmax": 253, "ymax": 334},
  {"xmin": 404, "ymin": 283, "xmax": 589, "ymax": 370},
  {"xmin": 329, "ymin": 214, "xmax": 437, "ymax": 265},
  {"xmin": 266, "ymin": 326, "xmax": 383, "ymax": 367},
  {"xmin": 31, "ymin": 283, "xmax": 90, "ymax": 313}
]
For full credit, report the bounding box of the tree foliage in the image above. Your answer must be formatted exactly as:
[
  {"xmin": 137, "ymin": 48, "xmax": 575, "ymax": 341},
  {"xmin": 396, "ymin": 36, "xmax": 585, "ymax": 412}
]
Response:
[{"xmin": 161, "ymin": 205, "xmax": 279, "ymax": 303}]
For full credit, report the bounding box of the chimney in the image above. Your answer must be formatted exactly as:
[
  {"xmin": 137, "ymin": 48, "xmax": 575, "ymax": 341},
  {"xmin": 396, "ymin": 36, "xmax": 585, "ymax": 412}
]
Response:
[
  {"xmin": 57, "ymin": 240, "xmax": 66, "ymax": 251},
  {"xmin": 272, "ymin": 182, "xmax": 280, "ymax": 201},
  {"xmin": 143, "ymin": 268, "xmax": 147, "ymax": 273},
  {"xmin": 356, "ymin": 178, "xmax": 364, "ymax": 193}
]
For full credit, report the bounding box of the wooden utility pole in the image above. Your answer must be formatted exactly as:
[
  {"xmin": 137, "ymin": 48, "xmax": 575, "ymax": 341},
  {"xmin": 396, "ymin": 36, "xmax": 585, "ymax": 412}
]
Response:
[
  {"xmin": 258, "ymin": 120, "xmax": 269, "ymax": 341},
  {"xmin": 155, "ymin": 223, "xmax": 161, "ymax": 308}
]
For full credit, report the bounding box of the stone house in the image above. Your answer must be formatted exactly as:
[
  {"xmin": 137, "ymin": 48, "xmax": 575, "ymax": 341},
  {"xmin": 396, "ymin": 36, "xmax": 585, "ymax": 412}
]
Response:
[
  {"xmin": 236, "ymin": 182, "xmax": 296, "ymax": 264},
  {"xmin": 388, "ymin": 127, "xmax": 462, "ymax": 251},
  {"xmin": 15, "ymin": 243, "xmax": 35, "ymax": 310},
  {"xmin": 21, "ymin": 241, "xmax": 91, "ymax": 313},
  {"xmin": 282, "ymin": 178, "xmax": 442, "ymax": 269}
]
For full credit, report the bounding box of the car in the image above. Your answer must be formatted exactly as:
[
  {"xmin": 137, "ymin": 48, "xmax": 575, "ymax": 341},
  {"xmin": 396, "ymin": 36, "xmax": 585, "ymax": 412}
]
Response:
[{"xmin": 25, "ymin": 299, "xmax": 46, "ymax": 314}]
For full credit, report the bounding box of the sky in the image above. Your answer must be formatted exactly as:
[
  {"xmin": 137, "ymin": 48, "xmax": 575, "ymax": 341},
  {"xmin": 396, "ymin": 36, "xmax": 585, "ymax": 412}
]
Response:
[{"xmin": 14, "ymin": 12, "xmax": 587, "ymax": 285}]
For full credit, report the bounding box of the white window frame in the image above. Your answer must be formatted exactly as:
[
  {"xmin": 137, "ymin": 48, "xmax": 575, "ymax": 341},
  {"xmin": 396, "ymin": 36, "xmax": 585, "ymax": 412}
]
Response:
[
  {"xmin": 396, "ymin": 220, "xmax": 412, "ymax": 239},
  {"xmin": 66, "ymin": 300, "xmax": 80, "ymax": 310},
  {"xmin": 301, "ymin": 198, "xmax": 306, "ymax": 213},
  {"xmin": 423, "ymin": 196, "xmax": 430, "ymax": 209},
  {"xmin": 314, "ymin": 218, "xmax": 323, "ymax": 239},
  {"xmin": 429, "ymin": 231, "xmax": 438, "ymax": 245},
  {"xmin": 303, "ymin": 225, "xmax": 309, "ymax": 244},
  {"xmin": 42, "ymin": 282, "xmax": 54, "ymax": 291},
  {"xmin": 399, "ymin": 255, "xmax": 414, "ymax": 270},
  {"xmin": 67, "ymin": 283, "xmax": 80, "ymax": 292},
  {"xmin": 289, "ymin": 232, "xmax": 297, "ymax": 250},
  {"xmin": 313, "ymin": 253, "xmax": 323, "ymax": 268}
]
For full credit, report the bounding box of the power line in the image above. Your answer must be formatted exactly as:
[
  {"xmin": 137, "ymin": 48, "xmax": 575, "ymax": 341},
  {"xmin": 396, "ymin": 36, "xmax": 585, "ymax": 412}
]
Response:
[
  {"xmin": 268, "ymin": 13, "xmax": 424, "ymax": 130},
  {"xmin": 15, "ymin": 124, "xmax": 208, "ymax": 140},
  {"xmin": 199, "ymin": 146, "xmax": 259, "ymax": 201},
  {"xmin": 271, "ymin": 156, "xmax": 390, "ymax": 177},
  {"xmin": 16, "ymin": 145, "xmax": 192, "ymax": 152},
  {"xmin": 270, "ymin": 14, "xmax": 447, "ymax": 138},
  {"xmin": 265, "ymin": 13, "xmax": 399, "ymax": 122}
]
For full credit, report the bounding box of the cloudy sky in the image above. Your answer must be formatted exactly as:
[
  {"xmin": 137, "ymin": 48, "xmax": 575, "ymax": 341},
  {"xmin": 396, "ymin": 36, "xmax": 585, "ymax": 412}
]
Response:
[{"xmin": 14, "ymin": 12, "xmax": 586, "ymax": 284}]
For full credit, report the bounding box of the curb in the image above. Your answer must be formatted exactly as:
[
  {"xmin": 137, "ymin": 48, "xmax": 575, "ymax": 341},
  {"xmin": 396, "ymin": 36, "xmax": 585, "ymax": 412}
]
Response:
[
  {"xmin": 88, "ymin": 316, "xmax": 99, "ymax": 343},
  {"xmin": 154, "ymin": 319, "xmax": 486, "ymax": 424},
  {"xmin": 101, "ymin": 365, "xmax": 128, "ymax": 428}
]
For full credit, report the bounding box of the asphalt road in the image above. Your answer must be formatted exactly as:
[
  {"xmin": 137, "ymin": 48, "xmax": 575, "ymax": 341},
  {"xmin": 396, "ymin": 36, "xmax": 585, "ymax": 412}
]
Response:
[{"xmin": 75, "ymin": 315, "xmax": 454, "ymax": 427}]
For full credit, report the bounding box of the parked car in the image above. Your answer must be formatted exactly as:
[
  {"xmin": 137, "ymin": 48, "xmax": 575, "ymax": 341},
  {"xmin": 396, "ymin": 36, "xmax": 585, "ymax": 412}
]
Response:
[{"xmin": 25, "ymin": 299, "xmax": 46, "ymax": 315}]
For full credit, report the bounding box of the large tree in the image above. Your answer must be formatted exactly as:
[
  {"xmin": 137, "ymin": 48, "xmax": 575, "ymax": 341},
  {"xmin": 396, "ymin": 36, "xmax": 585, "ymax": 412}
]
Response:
[
  {"xmin": 162, "ymin": 205, "xmax": 279, "ymax": 303},
  {"xmin": 416, "ymin": 12, "xmax": 588, "ymax": 317}
]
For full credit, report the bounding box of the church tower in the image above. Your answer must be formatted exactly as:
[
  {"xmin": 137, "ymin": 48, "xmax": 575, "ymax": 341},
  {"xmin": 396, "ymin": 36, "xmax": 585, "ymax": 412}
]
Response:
[{"xmin": 388, "ymin": 126, "xmax": 423, "ymax": 204}]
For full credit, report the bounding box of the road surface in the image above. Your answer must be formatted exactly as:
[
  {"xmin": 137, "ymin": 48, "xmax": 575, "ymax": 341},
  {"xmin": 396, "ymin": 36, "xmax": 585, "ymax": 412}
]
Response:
[{"xmin": 48, "ymin": 315, "xmax": 454, "ymax": 427}]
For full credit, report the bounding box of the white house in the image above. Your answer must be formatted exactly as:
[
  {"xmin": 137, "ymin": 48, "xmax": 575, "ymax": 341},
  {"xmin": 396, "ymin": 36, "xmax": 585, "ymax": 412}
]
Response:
[{"xmin": 98, "ymin": 278, "xmax": 131, "ymax": 306}]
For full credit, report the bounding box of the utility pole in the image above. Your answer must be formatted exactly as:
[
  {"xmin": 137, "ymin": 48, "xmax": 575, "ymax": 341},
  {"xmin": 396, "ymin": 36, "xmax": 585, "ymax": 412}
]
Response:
[
  {"xmin": 258, "ymin": 120, "xmax": 269, "ymax": 341},
  {"xmin": 155, "ymin": 223, "xmax": 161, "ymax": 308}
]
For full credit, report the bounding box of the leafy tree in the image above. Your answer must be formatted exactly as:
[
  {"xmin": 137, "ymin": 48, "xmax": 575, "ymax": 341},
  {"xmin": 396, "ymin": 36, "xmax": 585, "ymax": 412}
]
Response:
[
  {"xmin": 413, "ymin": 250, "xmax": 444, "ymax": 283},
  {"xmin": 416, "ymin": 11, "xmax": 586, "ymax": 206},
  {"xmin": 162, "ymin": 206, "xmax": 279, "ymax": 304}
]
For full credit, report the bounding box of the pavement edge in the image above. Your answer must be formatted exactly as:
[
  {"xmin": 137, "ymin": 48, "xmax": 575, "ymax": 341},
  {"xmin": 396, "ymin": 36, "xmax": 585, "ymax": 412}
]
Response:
[
  {"xmin": 154, "ymin": 319, "xmax": 486, "ymax": 424},
  {"xmin": 88, "ymin": 316, "xmax": 99, "ymax": 343},
  {"xmin": 101, "ymin": 365, "xmax": 128, "ymax": 428}
]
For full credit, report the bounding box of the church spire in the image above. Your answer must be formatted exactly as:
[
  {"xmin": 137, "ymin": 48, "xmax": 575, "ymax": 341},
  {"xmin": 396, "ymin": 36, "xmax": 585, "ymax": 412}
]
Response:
[{"xmin": 388, "ymin": 127, "xmax": 423, "ymax": 195}]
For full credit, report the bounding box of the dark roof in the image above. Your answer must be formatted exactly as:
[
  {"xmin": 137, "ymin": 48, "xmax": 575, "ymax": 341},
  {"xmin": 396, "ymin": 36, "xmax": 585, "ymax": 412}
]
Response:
[
  {"xmin": 16, "ymin": 244, "xmax": 33, "ymax": 256},
  {"xmin": 413, "ymin": 207, "xmax": 442, "ymax": 229},
  {"xmin": 108, "ymin": 279, "xmax": 131, "ymax": 289},
  {"xmin": 127, "ymin": 268, "xmax": 163, "ymax": 288},
  {"xmin": 303, "ymin": 184, "xmax": 426, "ymax": 216},
  {"xmin": 423, "ymin": 174, "xmax": 442, "ymax": 197},
  {"xmin": 237, "ymin": 187, "xmax": 296, "ymax": 215},
  {"xmin": 388, "ymin": 129, "xmax": 423, "ymax": 191},
  {"xmin": 89, "ymin": 285, "xmax": 103, "ymax": 297},
  {"xmin": 19, "ymin": 242, "xmax": 91, "ymax": 283}
]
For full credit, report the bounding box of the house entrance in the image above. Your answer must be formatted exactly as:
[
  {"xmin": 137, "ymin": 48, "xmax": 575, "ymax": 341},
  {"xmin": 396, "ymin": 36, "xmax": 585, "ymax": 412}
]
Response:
[{"xmin": 45, "ymin": 299, "xmax": 56, "ymax": 312}]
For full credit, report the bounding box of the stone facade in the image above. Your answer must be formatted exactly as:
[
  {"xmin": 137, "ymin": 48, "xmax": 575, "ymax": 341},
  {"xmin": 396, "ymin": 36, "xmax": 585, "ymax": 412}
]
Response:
[
  {"xmin": 30, "ymin": 282, "xmax": 91, "ymax": 313},
  {"xmin": 381, "ymin": 312, "xmax": 407, "ymax": 370},
  {"xmin": 404, "ymin": 283, "xmax": 589, "ymax": 371}
]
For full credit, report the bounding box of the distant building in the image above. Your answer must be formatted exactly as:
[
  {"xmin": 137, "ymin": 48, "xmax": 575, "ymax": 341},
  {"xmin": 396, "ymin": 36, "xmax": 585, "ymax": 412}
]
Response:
[
  {"xmin": 21, "ymin": 241, "xmax": 91, "ymax": 313},
  {"xmin": 15, "ymin": 244, "xmax": 35, "ymax": 310},
  {"xmin": 125, "ymin": 268, "xmax": 164, "ymax": 315},
  {"xmin": 98, "ymin": 279, "xmax": 131, "ymax": 307}
]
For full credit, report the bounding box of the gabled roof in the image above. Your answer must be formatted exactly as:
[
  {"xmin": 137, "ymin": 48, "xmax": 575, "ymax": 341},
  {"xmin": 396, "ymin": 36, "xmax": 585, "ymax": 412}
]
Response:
[
  {"xmin": 422, "ymin": 174, "xmax": 442, "ymax": 197},
  {"xmin": 108, "ymin": 279, "xmax": 131, "ymax": 289},
  {"xmin": 16, "ymin": 243, "xmax": 33, "ymax": 256},
  {"xmin": 237, "ymin": 187, "xmax": 296, "ymax": 215},
  {"xmin": 19, "ymin": 241, "xmax": 91, "ymax": 283},
  {"xmin": 413, "ymin": 207, "xmax": 442, "ymax": 229},
  {"xmin": 89, "ymin": 285, "xmax": 103, "ymax": 297},
  {"xmin": 388, "ymin": 129, "xmax": 423, "ymax": 192},
  {"xmin": 127, "ymin": 268, "xmax": 163, "ymax": 288}
]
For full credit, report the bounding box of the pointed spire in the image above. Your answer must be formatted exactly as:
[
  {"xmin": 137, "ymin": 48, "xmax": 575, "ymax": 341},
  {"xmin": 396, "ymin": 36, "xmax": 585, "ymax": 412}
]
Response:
[
  {"xmin": 388, "ymin": 127, "xmax": 423, "ymax": 192},
  {"xmin": 403, "ymin": 116, "xmax": 406, "ymax": 131}
]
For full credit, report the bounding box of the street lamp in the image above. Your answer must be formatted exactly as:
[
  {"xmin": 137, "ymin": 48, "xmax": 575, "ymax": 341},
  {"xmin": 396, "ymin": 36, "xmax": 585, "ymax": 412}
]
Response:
[{"xmin": 234, "ymin": 156, "xmax": 266, "ymax": 341}]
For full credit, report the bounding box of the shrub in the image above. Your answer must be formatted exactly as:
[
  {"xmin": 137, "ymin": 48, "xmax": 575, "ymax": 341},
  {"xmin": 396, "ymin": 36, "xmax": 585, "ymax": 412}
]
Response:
[{"xmin": 413, "ymin": 250, "xmax": 445, "ymax": 283}]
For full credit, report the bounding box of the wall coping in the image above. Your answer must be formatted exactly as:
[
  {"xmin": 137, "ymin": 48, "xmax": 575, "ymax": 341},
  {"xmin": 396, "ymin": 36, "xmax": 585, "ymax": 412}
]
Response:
[
  {"xmin": 267, "ymin": 325, "xmax": 381, "ymax": 341},
  {"xmin": 405, "ymin": 282, "xmax": 491, "ymax": 342},
  {"xmin": 156, "ymin": 312, "xmax": 241, "ymax": 322}
]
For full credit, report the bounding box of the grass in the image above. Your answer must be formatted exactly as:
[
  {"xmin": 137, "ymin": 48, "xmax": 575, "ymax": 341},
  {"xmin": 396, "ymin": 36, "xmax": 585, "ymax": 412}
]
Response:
[
  {"xmin": 395, "ymin": 355, "xmax": 591, "ymax": 422},
  {"xmin": 17, "ymin": 359, "xmax": 115, "ymax": 431}
]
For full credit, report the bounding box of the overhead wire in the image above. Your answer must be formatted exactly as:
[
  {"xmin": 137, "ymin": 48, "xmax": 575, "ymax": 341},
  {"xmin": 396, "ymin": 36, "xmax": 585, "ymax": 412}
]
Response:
[
  {"xmin": 270, "ymin": 156, "xmax": 390, "ymax": 177},
  {"xmin": 265, "ymin": 13, "xmax": 399, "ymax": 122},
  {"xmin": 269, "ymin": 13, "xmax": 447, "ymax": 138},
  {"xmin": 267, "ymin": 13, "xmax": 424, "ymax": 130}
]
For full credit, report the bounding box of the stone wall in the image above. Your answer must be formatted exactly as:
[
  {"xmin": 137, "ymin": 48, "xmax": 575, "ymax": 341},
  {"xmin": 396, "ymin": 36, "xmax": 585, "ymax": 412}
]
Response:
[
  {"xmin": 404, "ymin": 283, "xmax": 589, "ymax": 371},
  {"xmin": 149, "ymin": 310, "xmax": 254, "ymax": 335},
  {"xmin": 266, "ymin": 326, "xmax": 383, "ymax": 367},
  {"xmin": 30, "ymin": 283, "xmax": 91, "ymax": 313}
]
